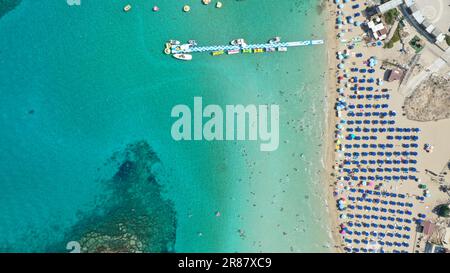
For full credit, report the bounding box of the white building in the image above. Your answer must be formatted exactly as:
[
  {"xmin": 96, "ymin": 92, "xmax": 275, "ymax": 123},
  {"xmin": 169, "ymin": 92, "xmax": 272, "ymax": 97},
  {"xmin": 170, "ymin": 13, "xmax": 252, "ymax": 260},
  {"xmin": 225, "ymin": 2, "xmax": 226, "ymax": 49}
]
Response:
[
  {"xmin": 404, "ymin": 0, "xmax": 414, "ymax": 7},
  {"xmin": 368, "ymin": 20, "xmax": 388, "ymax": 40},
  {"xmin": 377, "ymin": 0, "xmax": 403, "ymax": 14},
  {"xmin": 422, "ymin": 20, "xmax": 435, "ymax": 34}
]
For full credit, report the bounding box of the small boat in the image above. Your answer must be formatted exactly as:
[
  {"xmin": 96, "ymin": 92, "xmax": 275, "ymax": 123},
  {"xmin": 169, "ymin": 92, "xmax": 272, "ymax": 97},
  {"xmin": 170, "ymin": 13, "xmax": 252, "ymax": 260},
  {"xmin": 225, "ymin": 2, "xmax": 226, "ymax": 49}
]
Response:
[
  {"xmin": 123, "ymin": 4, "xmax": 132, "ymax": 12},
  {"xmin": 242, "ymin": 48, "xmax": 252, "ymax": 54},
  {"xmin": 265, "ymin": 47, "xmax": 276, "ymax": 52},
  {"xmin": 230, "ymin": 38, "xmax": 246, "ymax": 46},
  {"xmin": 268, "ymin": 36, "xmax": 281, "ymax": 44},
  {"xmin": 212, "ymin": 50, "xmax": 224, "ymax": 56},
  {"xmin": 188, "ymin": 40, "xmax": 198, "ymax": 46},
  {"xmin": 227, "ymin": 49, "xmax": 240, "ymax": 55},
  {"xmin": 169, "ymin": 40, "xmax": 181, "ymax": 45},
  {"xmin": 253, "ymin": 48, "xmax": 264, "ymax": 53},
  {"xmin": 277, "ymin": 46, "xmax": 288, "ymax": 52},
  {"xmin": 173, "ymin": 54, "xmax": 192, "ymax": 61}
]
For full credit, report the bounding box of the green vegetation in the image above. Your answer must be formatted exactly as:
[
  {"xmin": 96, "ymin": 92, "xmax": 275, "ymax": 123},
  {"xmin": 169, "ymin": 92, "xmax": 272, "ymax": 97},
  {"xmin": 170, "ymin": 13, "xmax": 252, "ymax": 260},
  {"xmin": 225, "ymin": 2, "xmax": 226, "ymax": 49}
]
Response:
[
  {"xmin": 384, "ymin": 8, "xmax": 399, "ymax": 25},
  {"xmin": 446, "ymin": 35, "xmax": 450, "ymax": 46},
  {"xmin": 384, "ymin": 26, "xmax": 401, "ymax": 49},
  {"xmin": 409, "ymin": 35, "xmax": 424, "ymax": 53},
  {"xmin": 437, "ymin": 204, "xmax": 450, "ymax": 218}
]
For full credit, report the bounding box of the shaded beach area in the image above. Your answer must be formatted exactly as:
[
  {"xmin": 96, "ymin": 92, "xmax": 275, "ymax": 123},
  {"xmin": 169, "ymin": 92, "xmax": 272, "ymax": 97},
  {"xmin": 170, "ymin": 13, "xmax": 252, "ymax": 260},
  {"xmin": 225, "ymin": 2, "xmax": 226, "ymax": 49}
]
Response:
[{"xmin": 325, "ymin": 0, "xmax": 450, "ymax": 253}]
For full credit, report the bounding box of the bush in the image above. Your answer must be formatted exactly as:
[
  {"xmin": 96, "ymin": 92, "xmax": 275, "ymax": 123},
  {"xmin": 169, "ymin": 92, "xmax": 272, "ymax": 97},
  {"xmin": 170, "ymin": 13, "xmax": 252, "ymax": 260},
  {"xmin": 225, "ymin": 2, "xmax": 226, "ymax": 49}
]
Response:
[
  {"xmin": 446, "ymin": 35, "xmax": 450, "ymax": 46},
  {"xmin": 384, "ymin": 26, "xmax": 401, "ymax": 49},
  {"xmin": 438, "ymin": 204, "xmax": 450, "ymax": 217},
  {"xmin": 384, "ymin": 9, "xmax": 399, "ymax": 25}
]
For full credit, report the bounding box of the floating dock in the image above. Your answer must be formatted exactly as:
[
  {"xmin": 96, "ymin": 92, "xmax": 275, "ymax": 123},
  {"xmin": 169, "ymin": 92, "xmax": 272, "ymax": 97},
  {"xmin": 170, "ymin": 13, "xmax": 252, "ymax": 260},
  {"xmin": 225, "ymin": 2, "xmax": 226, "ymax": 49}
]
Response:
[{"xmin": 165, "ymin": 38, "xmax": 324, "ymax": 56}]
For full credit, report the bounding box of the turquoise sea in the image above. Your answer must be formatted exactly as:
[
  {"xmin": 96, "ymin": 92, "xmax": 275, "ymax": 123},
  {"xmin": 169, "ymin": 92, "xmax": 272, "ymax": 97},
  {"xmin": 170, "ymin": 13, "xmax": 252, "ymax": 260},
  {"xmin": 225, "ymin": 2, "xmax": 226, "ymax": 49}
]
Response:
[{"xmin": 0, "ymin": 0, "xmax": 331, "ymax": 252}]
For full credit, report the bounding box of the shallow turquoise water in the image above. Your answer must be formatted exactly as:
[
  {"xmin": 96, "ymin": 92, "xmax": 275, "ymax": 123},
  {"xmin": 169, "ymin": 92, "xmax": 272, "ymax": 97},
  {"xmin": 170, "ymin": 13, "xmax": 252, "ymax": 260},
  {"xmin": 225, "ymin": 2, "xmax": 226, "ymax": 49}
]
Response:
[{"xmin": 0, "ymin": 0, "xmax": 330, "ymax": 252}]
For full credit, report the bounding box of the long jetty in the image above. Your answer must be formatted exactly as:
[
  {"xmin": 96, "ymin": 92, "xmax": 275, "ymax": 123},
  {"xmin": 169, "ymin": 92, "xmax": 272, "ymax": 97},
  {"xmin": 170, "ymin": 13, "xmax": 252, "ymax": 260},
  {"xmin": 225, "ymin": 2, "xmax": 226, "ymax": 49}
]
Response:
[{"xmin": 166, "ymin": 39, "xmax": 325, "ymax": 55}]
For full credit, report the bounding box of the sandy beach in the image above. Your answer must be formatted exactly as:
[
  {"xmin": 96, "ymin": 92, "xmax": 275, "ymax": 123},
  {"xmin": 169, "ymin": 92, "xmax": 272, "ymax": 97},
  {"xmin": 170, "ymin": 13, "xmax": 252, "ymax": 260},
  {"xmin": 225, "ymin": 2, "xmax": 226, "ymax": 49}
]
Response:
[
  {"xmin": 323, "ymin": 0, "xmax": 342, "ymax": 252},
  {"xmin": 324, "ymin": 0, "xmax": 450, "ymax": 253}
]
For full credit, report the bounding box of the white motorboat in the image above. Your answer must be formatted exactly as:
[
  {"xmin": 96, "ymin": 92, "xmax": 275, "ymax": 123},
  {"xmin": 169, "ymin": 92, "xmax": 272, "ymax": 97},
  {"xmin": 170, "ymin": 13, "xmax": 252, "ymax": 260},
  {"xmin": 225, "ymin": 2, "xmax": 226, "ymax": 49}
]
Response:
[
  {"xmin": 173, "ymin": 54, "xmax": 192, "ymax": 61},
  {"xmin": 230, "ymin": 38, "xmax": 246, "ymax": 46},
  {"xmin": 269, "ymin": 36, "xmax": 281, "ymax": 44}
]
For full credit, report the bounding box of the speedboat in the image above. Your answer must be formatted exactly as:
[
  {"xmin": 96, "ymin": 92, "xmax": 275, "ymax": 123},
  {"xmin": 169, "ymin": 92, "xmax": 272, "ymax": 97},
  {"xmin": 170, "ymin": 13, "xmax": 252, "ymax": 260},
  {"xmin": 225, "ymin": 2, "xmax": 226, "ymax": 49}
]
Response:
[
  {"xmin": 269, "ymin": 36, "xmax": 281, "ymax": 44},
  {"xmin": 188, "ymin": 40, "xmax": 198, "ymax": 46},
  {"xmin": 230, "ymin": 38, "xmax": 246, "ymax": 46},
  {"xmin": 123, "ymin": 4, "xmax": 132, "ymax": 12},
  {"xmin": 277, "ymin": 46, "xmax": 287, "ymax": 52},
  {"xmin": 169, "ymin": 40, "xmax": 181, "ymax": 45},
  {"xmin": 173, "ymin": 54, "xmax": 192, "ymax": 61}
]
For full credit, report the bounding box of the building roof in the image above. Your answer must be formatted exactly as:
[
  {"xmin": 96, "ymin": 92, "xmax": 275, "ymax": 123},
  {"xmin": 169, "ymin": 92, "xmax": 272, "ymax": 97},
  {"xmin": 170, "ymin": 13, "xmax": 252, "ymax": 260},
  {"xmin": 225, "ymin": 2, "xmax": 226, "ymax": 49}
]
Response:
[
  {"xmin": 377, "ymin": 0, "xmax": 403, "ymax": 14},
  {"xmin": 404, "ymin": 0, "xmax": 415, "ymax": 7},
  {"xmin": 412, "ymin": 11, "xmax": 425, "ymax": 24},
  {"xmin": 431, "ymin": 28, "xmax": 443, "ymax": 37},
  {"xmin": 388, "ymin": 69, "xmax": 403, "ymax": 81},
  {"xmin": 422, "ymin": 220, "xmax": 436, "ymax": 235},
  {"xmin": 368, "ymin": 21, "xmax": 388, "ymax": 40},
  {"xmin": 425, "ymin": 24, "xmax": 435, "ymax": 34},
  {"xmin": 422, "ymin": 19, "xmax": 431, "ymax": 28},
  {"xmin": 368, "ymin": 20, "xmax": 386, "ymax": 31},
  {"xmin": 436, "ymin": 33, "xmax": 445, "ymax": 43}
]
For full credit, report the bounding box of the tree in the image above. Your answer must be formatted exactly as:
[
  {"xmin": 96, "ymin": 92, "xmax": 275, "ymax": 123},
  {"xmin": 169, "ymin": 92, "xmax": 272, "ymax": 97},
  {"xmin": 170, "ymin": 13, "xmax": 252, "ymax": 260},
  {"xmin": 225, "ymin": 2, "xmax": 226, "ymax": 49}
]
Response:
[
  {"xmin": 384, "ymin": 9, "xmax": 400, "ymax": 25},
  {"xmin": 445, "ymin": 35, "xmax": 450, "ymax": 47},
  {"xmin": 438, "ymin": 204, "xmax": 450, "ymax": 217}
]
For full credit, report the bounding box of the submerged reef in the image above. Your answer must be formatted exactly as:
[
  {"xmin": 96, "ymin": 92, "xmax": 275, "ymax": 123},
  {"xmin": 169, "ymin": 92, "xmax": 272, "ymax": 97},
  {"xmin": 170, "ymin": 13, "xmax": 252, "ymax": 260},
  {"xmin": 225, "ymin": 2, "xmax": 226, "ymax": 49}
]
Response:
[
  {"xmin": 0, "ymin": 0, "xmax": 21, "ymax": 19},
  {"xmin": 58, "ymin": 141, "xmax": 176, "ymax": 253}
]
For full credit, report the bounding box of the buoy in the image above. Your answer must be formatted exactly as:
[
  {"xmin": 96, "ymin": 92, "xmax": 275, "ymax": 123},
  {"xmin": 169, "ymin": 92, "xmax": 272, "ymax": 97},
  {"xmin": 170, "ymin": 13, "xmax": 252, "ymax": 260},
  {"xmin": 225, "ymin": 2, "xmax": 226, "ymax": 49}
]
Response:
[
  {"xmin": 183, "ymin": 5, "xmax": 191, "ymax": 12},
  {"xmin": 152, "ymin": 6, "xmax": 159, "ymax": 12},
  {"xmin": 202, "ymin": 0, "xmax": 211, "ymax": 4},
  {"xmin": 216, "ymin": 1, "xmax": 222, "ymax": 8}
]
